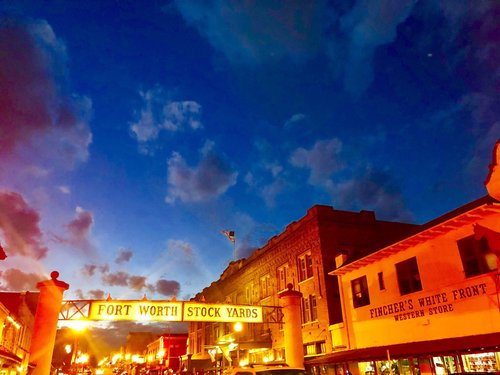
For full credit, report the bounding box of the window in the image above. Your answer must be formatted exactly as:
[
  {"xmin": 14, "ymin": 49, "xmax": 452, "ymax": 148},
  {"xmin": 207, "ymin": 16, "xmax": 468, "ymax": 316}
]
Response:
[
  {"xmin": 205, "ymin": 323, "xmax": 212, "ymax": 345},
  {"xmin": 378, "ymin": 272, "xmax": 385, "ymax": 290},
  {"xmin": 302, "ymin": 296, "xmax": 310, "ymax": 323},
  {"xmin": 457, "ymin": 235, "xmax": 497, "ymax": 277},
  {"xmin": 310, "ymin": 295, "xmax": 318, "ymax": 321},
  {"xmin": 304, "ymin": 341, "xmax": 326, "ymax": 356},
  {"xmin": 396, "ymin": 257, "xmax": 422, "ymax": 295},
  {"xmin": 260, "ymin": 274, "xmax": 271, "ymax": 299},
  {"xmin": 301, "ymin": 294, "xmax": 318, "ymax": 323},
  {"xmin": 246, "ymin": 283, "xmax": 254, "ymax": 304},
  {"xmin": 351, "ymin": 276, "xmax": 370, "ymax": 307},
  {"xmin": 277, "ymin": 263, "xmax": 289, "ymax": 291},
  {"xmin": 298, "ymin": 253, "xmax": 313, "ymax": 282}
]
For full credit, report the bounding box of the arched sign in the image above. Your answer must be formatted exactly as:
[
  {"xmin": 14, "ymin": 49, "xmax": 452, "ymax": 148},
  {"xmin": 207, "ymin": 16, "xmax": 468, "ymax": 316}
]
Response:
[{"xmin": 85, "ymin": 301, "xmax": 263, "ymax": 323}]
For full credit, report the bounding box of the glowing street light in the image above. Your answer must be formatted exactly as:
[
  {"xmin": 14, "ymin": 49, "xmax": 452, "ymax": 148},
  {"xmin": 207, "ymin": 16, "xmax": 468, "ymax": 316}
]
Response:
[{"xmin": 233, "ymin": 322, "xmax": 243, "ymax": 366}]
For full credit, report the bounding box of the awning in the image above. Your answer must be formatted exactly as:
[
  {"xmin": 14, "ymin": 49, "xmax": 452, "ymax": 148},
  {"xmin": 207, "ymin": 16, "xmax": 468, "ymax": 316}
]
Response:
[
  {"xmin": 241, "ymin": 340, "xmax": 272, "ymax": 350},
  {"xmin": 305, "ymin": 333, "xmax": 500, "ymax": 366},
  {"xmin": 191, "ymin": 353, "xmax": 212, "ymax": 361},
  {"xmin": 0, "ymin": 348, "xmax": 22, "ymax": 365}
]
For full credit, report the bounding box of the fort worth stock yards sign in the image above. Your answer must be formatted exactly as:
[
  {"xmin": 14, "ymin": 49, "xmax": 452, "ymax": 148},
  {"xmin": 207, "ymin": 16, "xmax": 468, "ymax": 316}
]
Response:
[{"xmin": 87, "ymin": 301, "xmax": 263, "ymax": 323}]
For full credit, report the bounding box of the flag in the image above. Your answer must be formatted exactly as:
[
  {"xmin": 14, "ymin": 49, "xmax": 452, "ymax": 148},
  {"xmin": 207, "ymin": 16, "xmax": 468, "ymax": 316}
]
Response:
[{"xmin": 221, "ymin": 230, "xmax": 235, "ymax": 243}]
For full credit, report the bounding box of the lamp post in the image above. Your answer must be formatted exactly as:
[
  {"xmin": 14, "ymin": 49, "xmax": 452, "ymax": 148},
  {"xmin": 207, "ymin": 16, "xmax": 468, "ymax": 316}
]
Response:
[
  {"xmin": 233, "ymin": 322, "xmax": 243, "ymax": 367},
  {"xmin": 69, "ymin": 320, "xmax": 88, "ymax": 374}
]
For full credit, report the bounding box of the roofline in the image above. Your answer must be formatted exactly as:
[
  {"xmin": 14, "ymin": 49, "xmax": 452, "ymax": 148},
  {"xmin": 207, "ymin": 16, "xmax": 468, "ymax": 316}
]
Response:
[{"xmin": 330, "ymin": 195, "xmax": 500, "ymax": 275}]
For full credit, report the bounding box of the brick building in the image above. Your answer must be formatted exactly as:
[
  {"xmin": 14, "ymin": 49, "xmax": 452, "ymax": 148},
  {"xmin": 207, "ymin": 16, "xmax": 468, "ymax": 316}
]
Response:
[
  {"xmin": 306, "ymin": 195, "xmax": 500, "ymax": 375},
  {"xmin": 0, "ymin": 292, "xmax": 38, "ymax": 375},
  {"xmin": 188, "ymin": 205, "xmax": 417, "ymax": 368},
  {"xmin": 145, "ymin": 333, "xmax": 188, "ymax": 374}
]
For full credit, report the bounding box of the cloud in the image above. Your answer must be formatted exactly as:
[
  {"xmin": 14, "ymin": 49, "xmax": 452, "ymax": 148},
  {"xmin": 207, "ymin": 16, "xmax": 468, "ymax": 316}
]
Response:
[
  {"xmin": 289, "ymin": 138, "xmax": 343, "ymax": 184},
  {"xmin": 0, "ymin": 191, "xmax": 48, "ymax": 259},
  {"xmin": 329, "ymin": 167, "xmax": 414, "ymax": 222},
  {"xmin": 102, "ymin": 271, "xmax": 130, "ymax": 287},
  {"xmin": 88, "ymin": 289, "xmax": 106, "ymax": 300},
  {"xmin": 338, "ymin": 0, "xmax": 415, "ymax": 95},
  {"xmin": 100, "ymin": 270, "xmax": 155, "ymax": 294},
  {"xmin": 166, "ymin": 142, "xmax": 238, "ymax": 203},
  {"xmin": 262, "ymin": 179, "xmax": 286, "ymax": 208},
  {"xmin": 115, "ymin": 248, "xmax": 133, "ymax": 264},
  {"xmin": 129, "ymin": 276, "xmax": 148, "ymax": 291},
  {"xmin": 82, "ymin": 264, "xmax": 98, "ymax": 277},
  {"xmin": 0, "ymin": 17, "xmax": 92, "ymax": 170},
  {"xmin": 58, "ymin": 186, "xmax": 71, "ymax": 194},
  {"xmin": 54, "ymin": 207, "xmax": 94, "ymax": 251},
  {"xmin": 284, "ymin": 113, "xmax": 306, "ymax": 129},
  {"xmin": 130, "ymin": 86, "xmax": 202, "ymax": 151},
  {"xmin": 173, "ymin": 1, "xmax": 417, "ymax": 95},
  {"xmin": 155, "ymin": 279, "xmax": 180, "ymax": 297},
  {"xmin": 173, "ymin": 1, "xmax": 323, "ymax": 64},
  {"xmin": 81, "ymin": 263, "xmax": 109, "ymax": 277},
  {"xmin": 167, "ymin": 239, "xmax": 193, "ymax": 260},
  {"xmin": 0, "ymin": 268, "xmax": 45, "ymax": 291}
]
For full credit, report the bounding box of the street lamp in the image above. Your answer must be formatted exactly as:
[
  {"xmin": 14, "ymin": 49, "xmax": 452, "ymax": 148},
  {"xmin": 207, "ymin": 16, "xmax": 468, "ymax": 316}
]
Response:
[
  {"xmin": 233, "ymin": 322, "xmax": 243, "ymax": 367},
  {"xmin": 68, "ymin": 320, "xmax": 88, "ymax": 374}
]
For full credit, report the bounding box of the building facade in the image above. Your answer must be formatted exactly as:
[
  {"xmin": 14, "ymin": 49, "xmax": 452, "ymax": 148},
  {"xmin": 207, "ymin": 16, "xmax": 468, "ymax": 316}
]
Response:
[
  {"xmin": 145, "ymin": 333, "xmax": 188, "ymax": 374},
  {"xmin": 0, "ymin": 292, "xmax": 38, "ymax": 375},
  {"xmin": 307, "ymin": 195, "xmax": 500, "ymax": 375},
  {"xmin": 188, "ymin": 205, "xmax": 417, "ymax": 369}
]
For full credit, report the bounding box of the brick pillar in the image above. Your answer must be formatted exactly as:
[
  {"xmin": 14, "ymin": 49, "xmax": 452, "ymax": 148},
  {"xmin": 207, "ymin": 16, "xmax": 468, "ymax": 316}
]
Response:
[
  {"xmin": 30, "ymin": 271, "xmax": 69, "ymax": 375},
  {"xmin": 278, "ymin": 284, "xmax": 303, "ymax": 369}
]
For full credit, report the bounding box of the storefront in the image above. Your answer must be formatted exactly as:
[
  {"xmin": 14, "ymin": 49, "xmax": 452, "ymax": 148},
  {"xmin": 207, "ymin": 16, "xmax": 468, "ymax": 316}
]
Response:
[{"xmin": 305, "ymin": 332, "xmax": 500, "ymax": 375}]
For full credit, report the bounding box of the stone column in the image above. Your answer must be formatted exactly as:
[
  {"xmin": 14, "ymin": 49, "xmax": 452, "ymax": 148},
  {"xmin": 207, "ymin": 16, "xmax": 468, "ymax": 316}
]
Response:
[
  {"xmin": 30, "ymin": 271, "xmax": 69, "ymax": 375},
  {"xmin": 278, "ymin": 284, "xmax": 303, "ymax": 369}
]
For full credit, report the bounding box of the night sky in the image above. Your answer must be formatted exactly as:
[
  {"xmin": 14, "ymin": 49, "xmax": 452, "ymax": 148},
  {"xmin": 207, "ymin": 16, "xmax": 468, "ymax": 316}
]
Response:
[{"xmin": 0, "ymin": 1, "xmax": 498, "ymax": 308}]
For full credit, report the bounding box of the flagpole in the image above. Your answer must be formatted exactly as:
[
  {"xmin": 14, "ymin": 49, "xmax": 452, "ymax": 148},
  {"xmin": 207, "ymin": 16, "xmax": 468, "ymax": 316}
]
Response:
[{"xmin": 233, "ymin": 237, "xmax": 236, "ymax": 261}]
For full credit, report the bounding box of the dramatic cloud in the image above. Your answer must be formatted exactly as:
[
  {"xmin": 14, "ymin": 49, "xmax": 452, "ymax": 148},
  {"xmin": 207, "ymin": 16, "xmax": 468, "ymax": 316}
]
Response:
[
  {"xmin": 330, "ymin": 167, "xmax": 414, "ymax": 222},
  {"xmin": 173, "ymin": 1, "xmax": 416, "ymax": 94},
  {"xmin": 290, "ymin": 138, "xmax": 343, "ymax": 184},
  {"xmin": 55, "ymin": 207, "xmax": 94, "ymax": 251},
  {"xmin": 166, "ymin": 142, "xmax": 238, "ymax": 203},
  {"xmin": 0, "ymin": 268, "xmax": 44, "ymax": 291},
  {"xmin": 0, "ymin": 191, "xmax": 48, "ymax": 259},
  {"xmin": 115, "ymin": 248, "xmax": 133, "ymax": 264},
  {"xmin": 0, "ymin": 17, "xmax": 92, "ymax": 169},
  {"xmin": 130, "ymin": 86, "xmax": 202, "ymax": 151},
  {"xmin": 155, "ymin": 279, "xmax": 180, "ymax": 297}
]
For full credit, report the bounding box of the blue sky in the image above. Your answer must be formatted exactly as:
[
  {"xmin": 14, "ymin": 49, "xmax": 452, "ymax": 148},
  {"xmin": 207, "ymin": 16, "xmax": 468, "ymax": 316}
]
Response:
[{"xmin": 0, "ymin": 0, "xmax": 498, "ymax": 305}]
